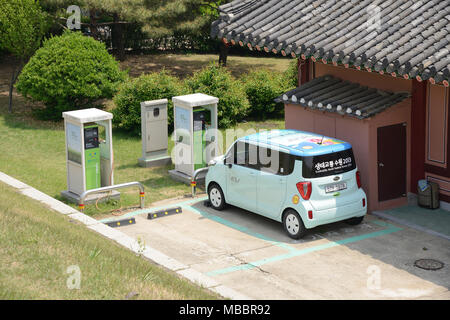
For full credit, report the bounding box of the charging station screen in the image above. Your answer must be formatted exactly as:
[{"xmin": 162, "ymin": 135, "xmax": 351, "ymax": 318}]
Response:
[{"xmin": 84, "ymin": 127, "xmax": 99, "ymax": 149}]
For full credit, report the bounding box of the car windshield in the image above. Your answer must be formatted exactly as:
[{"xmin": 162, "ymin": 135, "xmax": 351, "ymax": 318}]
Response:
[{"xmin": 302, "ymin": 148, "xmax": 356, "ymax": 178}]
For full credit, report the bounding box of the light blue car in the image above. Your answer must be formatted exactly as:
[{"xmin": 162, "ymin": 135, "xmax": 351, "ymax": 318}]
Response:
[{"xmin": 205, "ymin": 129, "xmax": 367, "ymax": 239}]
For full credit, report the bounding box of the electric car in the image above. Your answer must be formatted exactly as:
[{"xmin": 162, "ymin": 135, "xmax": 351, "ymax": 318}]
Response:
[{"xmin": 205, "ymin": 129, "xmax": 367, "ymax": 239}]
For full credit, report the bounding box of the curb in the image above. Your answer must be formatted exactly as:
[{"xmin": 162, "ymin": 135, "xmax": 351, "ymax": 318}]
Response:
[
  {"xmin": 0, "ymin": 171, "xmax": 251, "ymax": 300},
  {"xmin": 372, "ymin": 211, "xmax": 450, "ymax": 242}
]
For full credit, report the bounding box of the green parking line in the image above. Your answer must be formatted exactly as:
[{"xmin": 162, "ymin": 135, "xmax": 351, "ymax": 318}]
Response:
[
  {"xmin": 187, "ymin": 205, "xmax": 298, "ymax": 252},
  {"xmin": 101, "ymin": 196, "xmax": 403, "ymax": 277},
  {"xmin": 206, "ymin": 223, "xmax": 402, "ymax": 276}
]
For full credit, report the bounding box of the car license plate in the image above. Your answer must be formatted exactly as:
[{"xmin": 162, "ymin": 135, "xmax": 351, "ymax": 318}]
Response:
[{"xmin": 325, "ymin": 182, "xmax": 347, "ymax": 193}]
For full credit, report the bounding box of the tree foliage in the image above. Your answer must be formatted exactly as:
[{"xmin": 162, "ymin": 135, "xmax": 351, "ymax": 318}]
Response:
[
  {"xmin": 242, "ymin": 69, "xmax": 294, "ymax": 120},
  {"xmin": 16, "ymin": 30, "xmax": 126, "ymax": 119},
  {"xmin": 0, "ymin": 0, "xmax": 50, "ymax": 112},
  {"xmin": 185, "ymin": 63, "xmax": 250, "ymax": 128},
  {"xmin": 40, "ymin": 0, "xmax": 230, "ymax": 59},
  {"xmin": 0, "ymin": 0, "xmax": 49, "ymax": 59},
  {"xmin": 112, "ymin": 70, "xmax": 185, "ymax": 134}
]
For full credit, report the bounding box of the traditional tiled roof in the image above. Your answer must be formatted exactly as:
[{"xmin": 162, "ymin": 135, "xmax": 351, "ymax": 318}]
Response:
[
  {"xmin": 275, "ymin": 75, "xmax": 410, "ymax": 119},
  {"xmin": 211, "ymin": 0, "xmax": 450, "ymax": 86}
]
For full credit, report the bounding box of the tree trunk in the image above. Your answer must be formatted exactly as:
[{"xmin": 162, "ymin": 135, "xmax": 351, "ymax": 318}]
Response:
[
  {"xmin": 8, "ymin": 62, "xmax": 22, "ymax": 113},
  {"xmin": 112, "ymin": 14, "xmax": 125, "ymax": 61},
  {"xmin": 89, "ymin": 10, "xmax": 99, "ymax": 40},
  {"xmin": 218, "ymin": 41, "xmax": 229, "ymax": 67},
  {"xmin": 8, "ymin": 67, "xmax": 15, "ymax": 113}
]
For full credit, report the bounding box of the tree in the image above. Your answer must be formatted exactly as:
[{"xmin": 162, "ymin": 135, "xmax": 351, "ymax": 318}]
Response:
[
  {"xmin": 40, "ymin": 0, "xmax": 229, "ymax": 60},
  {"xmin": 16, "ymin": 30, "xmax": 126, "ymax": 119},
  {"xmin": 0, "ymin": 0, "xmax": 49, "ymax": 113}
]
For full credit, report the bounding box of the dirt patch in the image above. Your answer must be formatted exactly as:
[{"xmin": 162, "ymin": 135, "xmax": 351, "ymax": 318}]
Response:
[{"xmin": 120, "ymin": 53, "xmax": 291, "ymax": 79}]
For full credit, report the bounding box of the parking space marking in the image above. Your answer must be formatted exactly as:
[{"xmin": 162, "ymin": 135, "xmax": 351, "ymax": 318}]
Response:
[
  {"xmin": 100, "ymin": 197, "xmax": 404, "ymax": 279},
  {"xmin": 206, "ymin": 222, "xmax": 402, "ymax": 276},
  {"xmin": 187, "ymin": 205, "xmax": 298, "ymax": 253}
]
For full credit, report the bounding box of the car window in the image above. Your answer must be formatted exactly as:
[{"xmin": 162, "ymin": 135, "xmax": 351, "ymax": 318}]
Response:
[
  {"xmin": 302, "ymin": 148, "xmax": 356, "ymax": 178},
  {"xmin": 227, "ymin": 141, "xmax": 258, "ymax": 170},
  {"xmin": 227, "ymin": 141, "xmax": 297, "ymax": 175},
  {"xmin": 259, "ymin": 147, "xmax": 295, "ymax": 176}
]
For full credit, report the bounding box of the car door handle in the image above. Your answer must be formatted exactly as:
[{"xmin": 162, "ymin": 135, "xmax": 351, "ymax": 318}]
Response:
[{"xmin": 378, "ymin": 163, "xmax": 384, "ymax": 167}]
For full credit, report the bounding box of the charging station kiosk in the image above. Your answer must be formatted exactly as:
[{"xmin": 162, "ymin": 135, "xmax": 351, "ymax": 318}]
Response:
[
  {"xmin": 138, "ymin": 99, "xmax": 172, "ymax": 167},
  {"xmin": 169, "ymin": 93, "xmax": 219, "ymax": 184},
  {"xmin": 61, "ymin": 108, "xmax": 119, "ymax": 204}
]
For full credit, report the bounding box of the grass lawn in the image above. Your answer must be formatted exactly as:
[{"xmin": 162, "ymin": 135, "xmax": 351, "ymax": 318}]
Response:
[
  {"xmin": 0, "ymin": 94, "xmax": 284, "ymax": 217},
  {"xmin": 0, "ymin": 181, "xmax": 220, "ymax": 299},
  {"xmin": 0, "ymin": 53, "xmax": 286, "ymax": 217},
  {"xmin": 0, "ymin": 51, "xmax": 289, "ymax": 299}
]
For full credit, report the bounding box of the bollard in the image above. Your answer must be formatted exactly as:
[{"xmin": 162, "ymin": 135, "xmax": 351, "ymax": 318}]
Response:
[
  {"xmin": 191, "ymin": 180, "xmax": 197, "ymax": 197},
  {"xmin": 140, "ymin": 191, "xmax": 145, "ymax": 208}
]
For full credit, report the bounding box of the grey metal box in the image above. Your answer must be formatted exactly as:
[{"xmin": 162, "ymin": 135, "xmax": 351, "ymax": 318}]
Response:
[{"xmin": 138, "ymin": 99, "xmax": 171, "ymax": 167}]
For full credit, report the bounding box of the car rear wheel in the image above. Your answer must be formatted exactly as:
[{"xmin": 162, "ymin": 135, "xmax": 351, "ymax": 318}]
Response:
[
  {"xmin": 345, "ymin": 216, "xmax": 364, "ymax": 225},
  {"xmin": 283, "ymin": 209, "xmax": 306, "ymax": 239},
  {"xmin": 208, "ymin": 183, "xmax": 226, "ymax": 210}
]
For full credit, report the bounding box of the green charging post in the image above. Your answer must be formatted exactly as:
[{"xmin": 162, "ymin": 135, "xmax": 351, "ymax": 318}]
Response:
[
  {"xmin": 61, "ymin": 108, "xmax": 120, "ymax": 205},
  {"xmin": 169, "ymin": 93, "xmax": 220, "ymax": 184}
]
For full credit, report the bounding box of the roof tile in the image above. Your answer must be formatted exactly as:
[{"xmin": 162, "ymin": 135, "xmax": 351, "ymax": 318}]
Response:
[{"xmin": 212, "ymin": 0, "xmax": 450, "ymax": 85}]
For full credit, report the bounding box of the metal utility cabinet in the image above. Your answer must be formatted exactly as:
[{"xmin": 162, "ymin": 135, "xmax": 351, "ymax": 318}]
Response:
[
  {"xmin": 61, "ymin": 108, "xmax": 119, "ymax": 204},
  {"xmin": 138, "ymin": 99, "xmax": 172, "ymax": 167},
  {"xmin": 169, "ymin": 93, "xmax": 219, "ymax": 183}
]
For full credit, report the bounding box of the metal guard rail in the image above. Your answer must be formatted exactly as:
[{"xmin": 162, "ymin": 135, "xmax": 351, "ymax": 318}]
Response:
[
  {"xmin": 191, "ymin": 167, "xmax": 209, "ymax": 197},
  {"xmin": 78, "ymin": 182, "xmax": 145, "ymax": 212}
]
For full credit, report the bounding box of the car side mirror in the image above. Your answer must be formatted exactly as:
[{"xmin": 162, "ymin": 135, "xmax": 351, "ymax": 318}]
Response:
[{"xmin": 225, "ymin": 156, "xmax": 233, "ymax": 168}]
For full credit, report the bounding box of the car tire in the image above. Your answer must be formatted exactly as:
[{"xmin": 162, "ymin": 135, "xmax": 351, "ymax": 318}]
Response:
[
  {"xmin": 345, "ymin": 216, "xmax": 364, "ymax": 225},
  {"xmin": 283, "ymin": 209, "xmax": 306, "ymax": 239},
  {"xmin": 208, "ymin": 183, "xmax": 226, "ymax": 211}
]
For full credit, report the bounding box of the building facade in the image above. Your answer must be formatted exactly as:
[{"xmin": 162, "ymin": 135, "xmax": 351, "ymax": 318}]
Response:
[{"xmin": 212, "ymin": 0, "xmax": 450, "ymax": 212}]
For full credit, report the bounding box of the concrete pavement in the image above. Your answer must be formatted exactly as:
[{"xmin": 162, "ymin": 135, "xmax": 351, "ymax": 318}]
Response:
[{"xmin": 110, "ymin": 195, "xmax": 450, "ymax": 300}]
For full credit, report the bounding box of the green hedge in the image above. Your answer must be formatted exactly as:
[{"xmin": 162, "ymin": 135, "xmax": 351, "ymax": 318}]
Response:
[
  {"xmin": 185, "ymin": 63, "xmax": 250, "ymax": 128},
  {"xmin": 111, "ymin": 63, "xmax": 295, "ymax": 132},
  {"xmin": 16, "ymin": 30, "xmax": 126, "ymax": 119},
  {"xmin": 242, "ymin": 69, "xmax": 294, "ymax": 119},
  {"xmin": 285, "ymin": 58, "xmax": 299, "ymax": 88},
  {"xmin": 112, "ymin": 70, "xmax": 186, "ymax": 134}
]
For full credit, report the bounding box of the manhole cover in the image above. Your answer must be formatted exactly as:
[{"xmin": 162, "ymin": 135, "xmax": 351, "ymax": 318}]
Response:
[{"xmin": 414, "ymin": 259, "xmax": 444, "ymax": 271}]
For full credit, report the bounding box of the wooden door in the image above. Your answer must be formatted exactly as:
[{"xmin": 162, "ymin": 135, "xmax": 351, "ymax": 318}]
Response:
[{"xmin": 377, "ymin": 123, "xmax": 407, "ymax": 201}]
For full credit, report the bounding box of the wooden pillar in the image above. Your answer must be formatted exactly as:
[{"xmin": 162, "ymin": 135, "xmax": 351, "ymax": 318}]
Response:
[
  {"xmin": 410, "ymin": 79, "xmax": 427, "ymax": 192},
  {"xmin": 298, "ymin": 59, "xmax": 310, "ymax": 86}
]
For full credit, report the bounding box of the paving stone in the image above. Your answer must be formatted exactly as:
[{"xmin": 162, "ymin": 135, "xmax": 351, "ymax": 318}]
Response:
[
  {"xmin": 0, "ymin": 172, "xmax": 30, "ymax": 189},
  {"xmin": 176, "ymin": 268, "xmax": 220, "ymax": 288}
]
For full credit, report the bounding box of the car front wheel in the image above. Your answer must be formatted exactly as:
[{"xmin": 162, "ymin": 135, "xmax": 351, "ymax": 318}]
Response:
[
  {"xmin": 283, "ymin": 209, "xmax": 306, "ymax": 239},
  {"xmin": 208, "ymin": 183, "xmax": 226, "ymax": 210}
]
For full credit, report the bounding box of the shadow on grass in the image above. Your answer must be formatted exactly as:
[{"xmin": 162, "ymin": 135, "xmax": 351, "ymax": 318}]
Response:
[
  {"xmin": 121, "ymin": 54, "xmax": 291, "ymax": 79},
  {"xmin": 0, "ymin": 95, "xmax": 64, "ymax": 131}
]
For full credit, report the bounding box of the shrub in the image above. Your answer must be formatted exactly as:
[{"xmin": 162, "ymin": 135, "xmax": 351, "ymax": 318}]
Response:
[
  {"xmin": 284, "ymin": 58, "xmax": 299, "ymax": 88},
  {"xmin": 16, "ymin": 30, "xmax": 126, "ymax": 119},
  {"xmin": 112, "ymin": 70, "xmax": 186, "ymax": 134},
  {"xmin": 185, "ymin": 63, "xmax": 250, "ymax": 128},
  {"xmin": 242, "ymin": 69, "xmax": 294, "ymax": 119}
]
